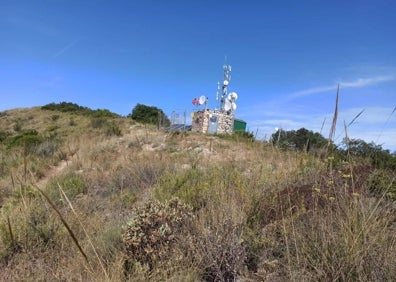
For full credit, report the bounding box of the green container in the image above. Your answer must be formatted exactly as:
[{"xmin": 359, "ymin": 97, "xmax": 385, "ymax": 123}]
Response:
[{"xmin": 233, "ymin": 119, "xmax": 247, "ymax": 132}]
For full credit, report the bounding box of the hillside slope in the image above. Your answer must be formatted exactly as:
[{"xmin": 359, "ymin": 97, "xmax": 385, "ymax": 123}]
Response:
[{"xmin": 0, "ymin": 106, "xmax": 395, "ymax": 281}]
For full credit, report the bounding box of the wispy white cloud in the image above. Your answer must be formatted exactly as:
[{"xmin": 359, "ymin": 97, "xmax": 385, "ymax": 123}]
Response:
[
  {"xmin": 53, "ymin": 40, "xmax": 79, "ymax": 58},
  {"xmin": 341, "ymin": 75, "xmax": 396, "ymax": 87},
  {"xmin": 290, "ymin": 74, "xmax": 396, "ymax": 98},
  {"xmin": 290, "ymin": 85, "xmax": 337, "ymax": 98}
]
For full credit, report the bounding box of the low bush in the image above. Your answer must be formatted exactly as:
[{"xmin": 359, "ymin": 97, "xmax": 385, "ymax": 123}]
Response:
[
  {"xmin": 154, "ymin": 165, "xmax": 247, "ymax": 211},
  {"xmin": 45, "ymin": 173, "xmax": 88, "ymax": 204},
  {"xmin": 6, "ymin": 129, "xmax": 41, "ymax": 151},
  {"xmin": 122, "ymin": 198, "xmax": 194, "ymax": 270},
  {"xmin": 90, "ymin": 118, "xmax": 122, "ymax": 136},
  {"xmin": 0, "ymin": 131, "xmax": 11, "ymax": 142},
  {"xmin": 122, "ymin": 197, "xmax": 247, "ymax": 281},
  {"xmin": 368, "ymin": 169, "xmax": 396, "ymax": 200},
  {"xmin": 154, "ymin": 169, "xmax": 210, "ymax": 210}
]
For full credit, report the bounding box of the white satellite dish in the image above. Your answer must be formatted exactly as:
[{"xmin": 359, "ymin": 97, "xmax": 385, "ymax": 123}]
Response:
[
  {"xmin": 231, "ymin": 102, "xmax": 237, "ymax": 111},
  {"xmin": 223, "ymin": 80, "xmax": 229, "ymax": 86},
  {"xmin": 229, "ymin": 92, "xmax": 238, "ymax": 100},
  {"xmin": 198, "ymin": 95, "xmax": 206, "ymax": 105},
  {"xmin": 224, "ymin": 99, "xmax": 232, "ymax": 111}
]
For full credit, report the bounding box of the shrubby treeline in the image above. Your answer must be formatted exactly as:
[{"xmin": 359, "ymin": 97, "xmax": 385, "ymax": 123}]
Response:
[
  {"xmin": 128, "ymin": 104, "xmax": 170, "ymax": 127},
  {"xmin": 42, "ymin": 102, "xmax": 119, "ymax": 118},
  {"xmin": 271, "ymin": 127, "xmax": 396, "ymax": 170}
]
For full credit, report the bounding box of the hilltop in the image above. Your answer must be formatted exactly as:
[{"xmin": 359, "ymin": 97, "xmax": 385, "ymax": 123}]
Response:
[{"xmin": 0, "ymin": 104, "xmax": 395, "ymax": 281}]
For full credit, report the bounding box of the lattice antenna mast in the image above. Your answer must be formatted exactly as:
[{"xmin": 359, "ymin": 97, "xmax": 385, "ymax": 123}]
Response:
[
  {"xmin": 221, "ymin": 64, "xmax": 231, "ymax": 111},
  {"xmin": 216, "ymin": 81, "xmax": 221, "ymax": 109}
]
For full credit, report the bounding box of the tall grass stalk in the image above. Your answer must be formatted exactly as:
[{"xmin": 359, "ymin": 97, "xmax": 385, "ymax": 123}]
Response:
[
  {"xmin": 58, "ymin": 184, "xmax": 110, "ymax": 281},
  {"xmin": 328, "ymin": 84, "xmax": 339, "ymax": 148},
  {"xmin": 33, "ymin": 184, "xmax": 91, "ymax": 269},
  {"xmin": 343, "ymin": 120, "xmax": 355, "ymax": 192},
  {"xmin": 6, "ymin": 216, "xmax": 15, "ymax": 248}
]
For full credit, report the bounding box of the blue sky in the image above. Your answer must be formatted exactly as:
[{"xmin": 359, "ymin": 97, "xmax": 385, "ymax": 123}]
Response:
[{"xmin": 1, "ymin": 0, "xmax": 395, "ymax": 151}]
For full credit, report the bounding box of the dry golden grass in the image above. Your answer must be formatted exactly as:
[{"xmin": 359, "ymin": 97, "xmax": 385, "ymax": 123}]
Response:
[{"xmin": 0, "ymin": 106, "xmax": 395, "ymax": 281}]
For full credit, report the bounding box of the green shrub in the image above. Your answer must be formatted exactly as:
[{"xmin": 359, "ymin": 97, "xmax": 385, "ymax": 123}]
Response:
[
  {"xmin": 6, "ymin": 129, "xmax": 41, "ymax": 151},
  {"xmin": 90, "ymin": 118, "xmax": 122, "ymax": 136},
  {"xmin": 217, "ymin": 131, "xmax": 255, "ymax": 142},
  {"xmin": 104, "ymin": 121, "xmax": 122, "ymax": 136},
  {"xmin": 154, "ymin": 165, "xmax": 247, "ymax": 211},
  {"xmin": 368, "ymin": 169, "xmax": 396, "ymax": 200},
  {"xmin": 129, "ymin": 103, "xmax": 170, "ymax": 126},
  {"xmin": 11, "ymin": 184, "xmax": 40, "ymax": 201},
  {"xmin": 42, "ymin": 102, "xmax": 119, "ymax": 118},
  {"xmin": 154, "ymin": 169, "xmax": 210, "ymax": 210},
  {"xmin": 111, "ymin": 192, "xmax": 137, "ymax": 209},
  {"xmin": 0, "ymin": 130, "xmax": 11, "ymax": 142},
  {"xmin": 45, "ymin": 173, "xmax": 88, "ymax": 204},
  {"xmin": 90, "ymin": 117, "xmax": 107, "ymax": 129}
]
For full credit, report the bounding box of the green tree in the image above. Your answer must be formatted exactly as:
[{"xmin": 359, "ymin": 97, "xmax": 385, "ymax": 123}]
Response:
[
  {"xmin": 129, "ymin": 104, "xmax": 170, "ymax": 126},
  {"xmin": 343, "ymin": 138, "xmax": 396, "ymax": 170},
  {"xmin": 271, "ymin": 128, "xmax": 328, "ymax": 152}
]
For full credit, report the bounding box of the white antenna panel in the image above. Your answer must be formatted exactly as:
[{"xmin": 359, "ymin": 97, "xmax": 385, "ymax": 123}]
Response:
[
  {"xmin": 224, "ymin": 99, "xmax": 232, "ymax": 111},
  {"xmin": 231, "ymin": 102, "xmax": 237, "ymax": 111}
]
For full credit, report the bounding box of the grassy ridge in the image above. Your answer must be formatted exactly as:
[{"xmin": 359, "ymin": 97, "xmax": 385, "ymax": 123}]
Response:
[{"xmin": 0, "ymin": 106, "xmax": 395, "ymax": 281}]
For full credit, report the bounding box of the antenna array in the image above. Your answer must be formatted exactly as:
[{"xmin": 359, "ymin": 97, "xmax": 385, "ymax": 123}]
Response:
[
  {"xmin": 219, "ymin": 64, "xmax": 237, "ymax": 113},
  {"xmin": 191, "ymin": 62, "xmax": 238, "ymax": 114}
]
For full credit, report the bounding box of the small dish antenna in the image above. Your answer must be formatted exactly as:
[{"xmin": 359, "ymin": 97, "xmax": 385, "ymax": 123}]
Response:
[
  {"xmin": 198, "ymin": 95, "xmax": 207, "ymax": 105},
  {"xmin": 192, "ymin": 97, "xmax": 200, "ymax": 106},
  {"xmin": 223, "ymin": 80, "xmax": 229, "ymax": 86}
]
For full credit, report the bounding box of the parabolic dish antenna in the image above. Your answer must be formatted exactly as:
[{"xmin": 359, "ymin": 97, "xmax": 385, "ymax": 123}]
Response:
[
  {"xmin": 192, "ymin": 97, "xmax": 199, "ymax": 106},
  {"xmin": 223, "ymin": 80, "xmax": 229, "ymax": 86},
  {"xmin": 228, "ymin": 92, "xmax": 238, "ymax": 100},
  {"xmin": 198, "ymin": 95, "xmax": 207, "ymax": 105},
  {"xmin": 224, "ymin": 99, "xmax": 232, "ymax": 111}
]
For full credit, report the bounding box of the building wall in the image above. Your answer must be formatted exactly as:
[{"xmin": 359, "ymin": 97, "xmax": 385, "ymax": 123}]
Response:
[
  {"xmin": 233, "ymin": 119, "xmax": 247, "ymax": 132},
  {"xmin": 191, "ymin": 109, "xmax": 234, "ymax": 134}
]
